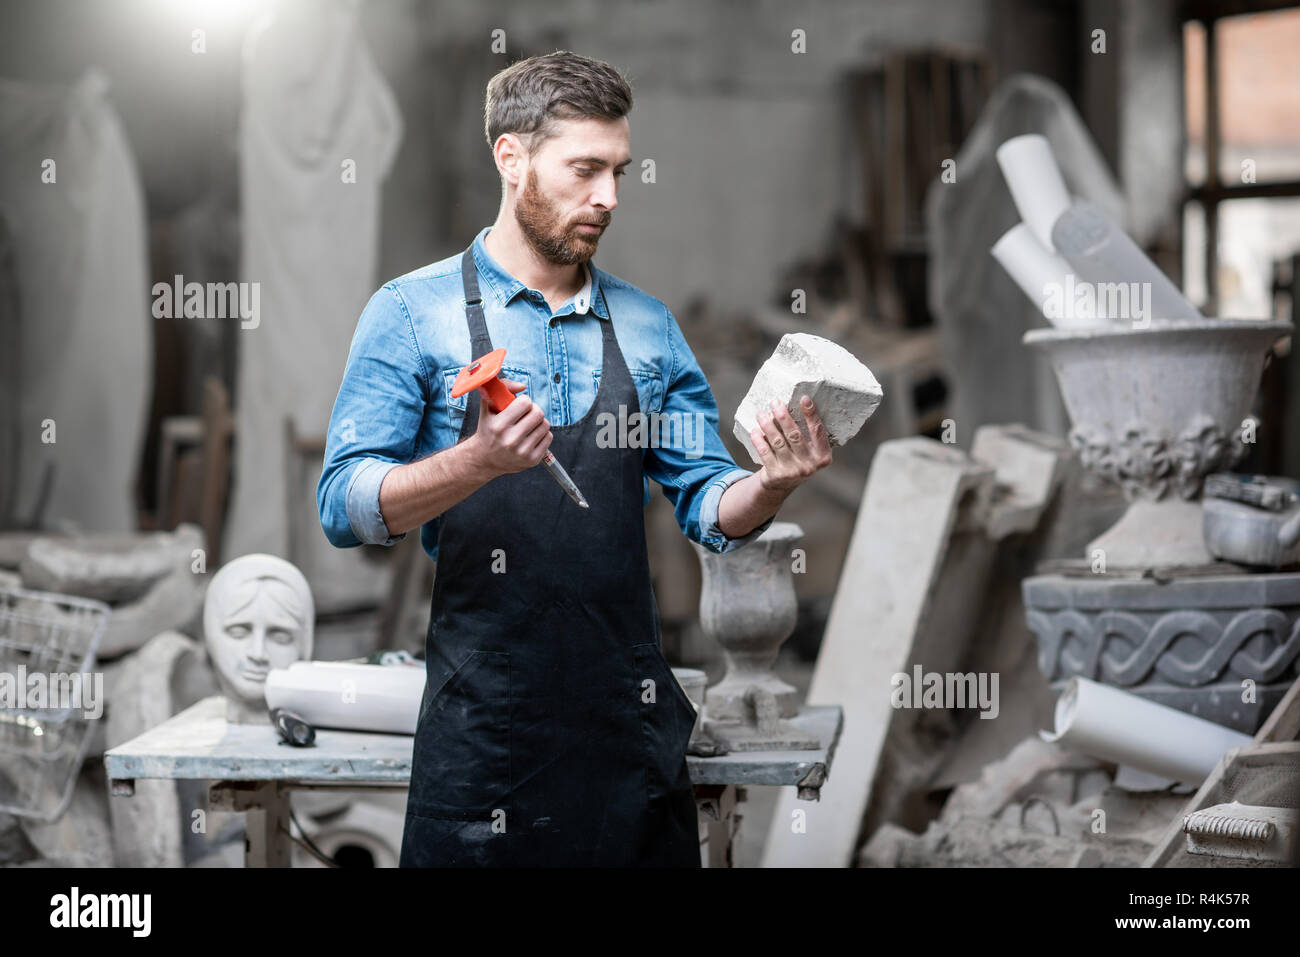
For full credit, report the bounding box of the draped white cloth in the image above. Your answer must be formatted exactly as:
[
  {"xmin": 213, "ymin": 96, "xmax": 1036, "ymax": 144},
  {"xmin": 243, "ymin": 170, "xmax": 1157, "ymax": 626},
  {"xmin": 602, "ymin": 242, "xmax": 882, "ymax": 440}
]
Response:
[
  {"xmin": 226, "ymin": 0, "xmax": 402, "ymax": 610},
  {"xmin": 0, "ymin": 70, "xmax": 150, "ymax": 532}
]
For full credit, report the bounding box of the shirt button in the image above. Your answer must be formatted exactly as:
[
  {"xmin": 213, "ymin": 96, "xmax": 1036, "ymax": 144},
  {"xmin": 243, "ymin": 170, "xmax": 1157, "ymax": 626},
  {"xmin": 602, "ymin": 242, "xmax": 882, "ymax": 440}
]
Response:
[{"xmin": 552, "ymin": 372, "xmax": 561, "ymax": 383}]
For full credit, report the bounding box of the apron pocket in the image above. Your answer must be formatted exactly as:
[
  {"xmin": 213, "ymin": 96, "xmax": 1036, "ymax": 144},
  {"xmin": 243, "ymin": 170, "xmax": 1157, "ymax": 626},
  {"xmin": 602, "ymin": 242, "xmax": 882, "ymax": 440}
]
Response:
[
  {"xmin": 409, "ymin": 649, "xmax": 511, "ymax": 819},
  {"xmin": 630, "ymin": 643, "xmax": 696, "ymax": 802}
]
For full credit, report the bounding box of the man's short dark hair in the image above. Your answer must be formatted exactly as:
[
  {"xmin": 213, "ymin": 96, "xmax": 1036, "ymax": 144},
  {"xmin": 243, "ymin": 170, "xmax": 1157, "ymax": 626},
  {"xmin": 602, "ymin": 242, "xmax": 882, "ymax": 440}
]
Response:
[{"xmin": 484, "ymin": 51, "xmax": 633, "ymax": 155}]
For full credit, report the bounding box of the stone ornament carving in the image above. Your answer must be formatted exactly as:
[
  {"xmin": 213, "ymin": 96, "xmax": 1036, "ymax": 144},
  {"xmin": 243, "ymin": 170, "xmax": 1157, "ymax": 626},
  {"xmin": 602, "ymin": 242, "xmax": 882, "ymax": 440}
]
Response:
[
  {"xmin": 1070, "ymin": 415, "xmax": 1246, "ymax": 503},
  {"xmin": 203, "ymin": 554, "xmax": 314, "ymax": 724},
  {"xmin": 1027, "ymin": 606, "xmax": 1300, "ymax": 687},
  {"xmin": 1022, "ymin": 572, "xmax": 1300, "ymax": 732}
]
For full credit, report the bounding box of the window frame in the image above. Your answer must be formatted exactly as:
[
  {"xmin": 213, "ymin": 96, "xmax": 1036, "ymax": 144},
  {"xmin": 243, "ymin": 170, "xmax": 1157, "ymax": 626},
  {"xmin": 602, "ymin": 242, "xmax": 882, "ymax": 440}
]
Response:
[{"xmin": 1182, "ymin": 0, "xmax": 1300, "ymax": 313}]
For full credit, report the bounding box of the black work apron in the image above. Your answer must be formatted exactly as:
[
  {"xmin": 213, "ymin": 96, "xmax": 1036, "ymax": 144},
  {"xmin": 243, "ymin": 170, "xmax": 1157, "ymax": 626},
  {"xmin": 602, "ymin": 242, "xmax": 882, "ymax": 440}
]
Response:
[{"xmin": 398, "ymin": 246, "xmax": 700, "ymax": 868}]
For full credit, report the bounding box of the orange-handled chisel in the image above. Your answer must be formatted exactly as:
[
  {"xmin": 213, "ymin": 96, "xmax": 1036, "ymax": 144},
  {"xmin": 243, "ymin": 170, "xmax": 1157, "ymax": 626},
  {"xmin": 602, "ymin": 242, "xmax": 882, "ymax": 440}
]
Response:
[{"xmin": 450, "ymin": 347, "xmax": 589, "ymax": 509}]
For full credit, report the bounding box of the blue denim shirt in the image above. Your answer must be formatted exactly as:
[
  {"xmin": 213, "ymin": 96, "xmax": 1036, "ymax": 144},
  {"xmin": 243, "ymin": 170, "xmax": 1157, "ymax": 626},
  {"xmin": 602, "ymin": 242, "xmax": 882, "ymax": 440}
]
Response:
[{"xmin": 317, "ymin": 226, "xmax": 772, "ymax": 561}]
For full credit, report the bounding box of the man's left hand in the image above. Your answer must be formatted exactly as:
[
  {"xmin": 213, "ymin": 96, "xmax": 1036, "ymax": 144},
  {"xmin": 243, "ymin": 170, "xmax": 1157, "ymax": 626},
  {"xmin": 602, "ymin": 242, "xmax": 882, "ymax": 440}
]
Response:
[{"xmin": 750, "ymin": 395, "xmax": 833, "ymax": 493}]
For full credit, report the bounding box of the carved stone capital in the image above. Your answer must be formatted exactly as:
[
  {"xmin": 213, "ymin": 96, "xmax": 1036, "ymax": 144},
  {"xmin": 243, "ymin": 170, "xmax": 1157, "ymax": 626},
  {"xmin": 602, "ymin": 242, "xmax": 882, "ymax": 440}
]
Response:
[{"xmin": 1069, "ymin": 414, "xmax": 1247, "ymax": 503}]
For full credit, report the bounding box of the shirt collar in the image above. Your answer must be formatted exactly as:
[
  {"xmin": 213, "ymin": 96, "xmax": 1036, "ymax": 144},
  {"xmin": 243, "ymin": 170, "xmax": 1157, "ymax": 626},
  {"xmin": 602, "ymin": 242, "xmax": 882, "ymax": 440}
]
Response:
[
  {"xmin": 472, "ymin": 226, "xmax": 608, "ymax": 319},
  {"xmin": 572, "ymin": 262, "xmax": 594, "ymax": 314}
]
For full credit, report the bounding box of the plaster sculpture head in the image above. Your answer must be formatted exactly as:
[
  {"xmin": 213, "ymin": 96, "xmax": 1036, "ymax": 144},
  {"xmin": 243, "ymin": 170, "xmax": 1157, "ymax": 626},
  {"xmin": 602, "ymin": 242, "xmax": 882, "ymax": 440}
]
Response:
[{"xmin": 203, "ymin": 554, "xmax": 314, "ymax": 724}]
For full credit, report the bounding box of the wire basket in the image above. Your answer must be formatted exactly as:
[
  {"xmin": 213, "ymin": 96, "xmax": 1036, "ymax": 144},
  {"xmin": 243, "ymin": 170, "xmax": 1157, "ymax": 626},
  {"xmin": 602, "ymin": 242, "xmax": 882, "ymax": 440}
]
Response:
[{"xmin": 0, "ymin": 586, "xmax": 110, "ymax": 822}]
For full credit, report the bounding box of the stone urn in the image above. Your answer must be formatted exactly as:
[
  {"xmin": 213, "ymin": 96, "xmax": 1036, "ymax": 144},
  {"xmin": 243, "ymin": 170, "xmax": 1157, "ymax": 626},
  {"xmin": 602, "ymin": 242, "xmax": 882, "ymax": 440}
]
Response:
[
  {"xmin": 691, "ymin": 522, "xmax": 817, "ymax": 751},
  {"xmin": 1023, "ymin": 319, "xmax": 1292, "ymax": 568}
]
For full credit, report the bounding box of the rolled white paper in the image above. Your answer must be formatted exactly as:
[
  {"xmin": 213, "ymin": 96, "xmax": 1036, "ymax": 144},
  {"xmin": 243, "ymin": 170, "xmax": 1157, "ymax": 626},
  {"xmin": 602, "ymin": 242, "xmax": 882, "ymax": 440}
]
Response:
[
  {"xmin": 1040, "ymin": 677, "xmax": 1252, "ymax": 784},
  {"xmin": 991, "ymin": 223, "xmax": 1103, "ymax": 326},
  {"xmin": 265, "ymin": 660, "xmax": 426, "ymax": 734},
  {"xmin": 1052, "ymin": 198, "xmax": 1203, "ymax": 322},
  {"xmin": 996, "ymin": 134, "xmax": 1072, "ymax": 251}
]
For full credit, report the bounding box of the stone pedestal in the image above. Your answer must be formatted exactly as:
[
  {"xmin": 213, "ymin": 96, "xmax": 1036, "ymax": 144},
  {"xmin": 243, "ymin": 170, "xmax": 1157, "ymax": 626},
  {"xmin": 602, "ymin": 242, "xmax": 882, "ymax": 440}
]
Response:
[
  {"xmin": 1088, "ymin": 499, "xmax": 1211, "ymax": 569},
  {"xmin": 1023, "ymin": 570, "xmax": 1300, "ymax": 733}
]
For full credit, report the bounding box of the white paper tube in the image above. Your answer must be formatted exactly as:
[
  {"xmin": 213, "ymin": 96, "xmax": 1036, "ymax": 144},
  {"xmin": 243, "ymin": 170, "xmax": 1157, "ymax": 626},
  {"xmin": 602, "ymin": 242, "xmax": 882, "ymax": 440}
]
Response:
[
  {"xmin": 1052, "ymin": 198, "xmax": 1203, "ymax": 322},
  {"xmin": 996, "ymin": 134, "xmax": 1072, "ymax": 251},
  {"xmin": 265, "ymin": 661, "xmax": 425, "ymax": 734},
  {"xmin": 991, "ymin": 223, "xmax": 1103, "ymax": 326},
  {"xmin": 1040, "ymin": 677, "xmax": 1252, "ymax": 784}
]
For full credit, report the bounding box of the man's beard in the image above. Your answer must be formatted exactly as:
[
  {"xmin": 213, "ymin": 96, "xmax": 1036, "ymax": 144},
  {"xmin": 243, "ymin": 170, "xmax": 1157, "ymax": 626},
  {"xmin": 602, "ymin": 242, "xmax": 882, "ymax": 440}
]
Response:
[{"xmin": 514, "ymin": 168, "xmax": 610, "ymax": 266}]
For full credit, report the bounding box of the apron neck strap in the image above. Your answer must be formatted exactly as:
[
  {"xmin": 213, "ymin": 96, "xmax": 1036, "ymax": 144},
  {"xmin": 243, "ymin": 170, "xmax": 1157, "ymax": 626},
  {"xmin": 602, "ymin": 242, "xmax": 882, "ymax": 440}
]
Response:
[{"xmin": 461, "ymin": 245, "xmax": 494, "ymax": 358}]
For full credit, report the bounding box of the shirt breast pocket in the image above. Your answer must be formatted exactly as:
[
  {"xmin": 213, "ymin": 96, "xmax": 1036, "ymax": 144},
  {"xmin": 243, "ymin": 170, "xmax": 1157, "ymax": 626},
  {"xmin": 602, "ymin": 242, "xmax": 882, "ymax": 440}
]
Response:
[
  {"xmin": 442, "ymin": 365, "xmax": 532, "ymax": 439},
  {"xmin": 592, "ymin": 365, "xmax": 663, "ymax": 415}
]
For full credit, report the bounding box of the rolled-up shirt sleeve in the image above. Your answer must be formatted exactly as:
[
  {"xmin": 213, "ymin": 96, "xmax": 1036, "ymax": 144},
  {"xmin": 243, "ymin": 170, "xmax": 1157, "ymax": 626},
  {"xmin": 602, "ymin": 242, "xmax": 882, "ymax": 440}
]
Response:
[
  {"xmin": 344, "ymin": 458, "xmax": 404, "ymax": 546},
  {"xmin": 317, "ymin": 284, "xmax": 427, "ymax": 548},
  {"xmin": 643, "ymin": 305, "xmax": 773, "ymax": 554}
]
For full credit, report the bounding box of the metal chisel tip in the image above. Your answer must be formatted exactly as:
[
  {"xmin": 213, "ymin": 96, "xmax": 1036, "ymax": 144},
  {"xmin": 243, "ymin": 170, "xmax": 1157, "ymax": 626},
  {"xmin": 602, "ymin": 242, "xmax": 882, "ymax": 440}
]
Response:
[{"xmin": 542, "ymin": 452, "xmax": 589, "ymax": 510}]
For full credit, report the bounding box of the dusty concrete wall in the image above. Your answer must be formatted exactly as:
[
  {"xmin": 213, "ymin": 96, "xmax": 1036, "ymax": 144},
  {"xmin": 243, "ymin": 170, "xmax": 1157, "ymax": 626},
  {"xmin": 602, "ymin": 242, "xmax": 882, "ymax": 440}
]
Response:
[
  {"xmin": 367, "ymin": 0, "xmax": 996, "ymax": 316},
  {"xmin": 0, "ymin": 0, "xmax": 1029, "ymax": 321}
]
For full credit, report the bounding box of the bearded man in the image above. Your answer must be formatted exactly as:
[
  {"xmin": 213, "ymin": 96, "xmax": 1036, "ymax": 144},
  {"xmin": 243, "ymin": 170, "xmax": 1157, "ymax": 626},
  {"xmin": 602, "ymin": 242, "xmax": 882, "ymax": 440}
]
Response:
[{"xmin": 318, "ymin": 51, "xmax": 832, "ymax": 867}]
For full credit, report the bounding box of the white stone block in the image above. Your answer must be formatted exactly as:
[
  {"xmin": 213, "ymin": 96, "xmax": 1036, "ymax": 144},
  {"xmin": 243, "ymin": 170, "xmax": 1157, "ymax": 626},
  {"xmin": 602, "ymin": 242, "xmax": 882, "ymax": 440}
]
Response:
[
  {"xmin": 760, "ymin": 437, "xmax": 993, "ymax": 867},
  {"xmin": 733, "ymin": 334, "xmax": 883, "ymax": 465}
]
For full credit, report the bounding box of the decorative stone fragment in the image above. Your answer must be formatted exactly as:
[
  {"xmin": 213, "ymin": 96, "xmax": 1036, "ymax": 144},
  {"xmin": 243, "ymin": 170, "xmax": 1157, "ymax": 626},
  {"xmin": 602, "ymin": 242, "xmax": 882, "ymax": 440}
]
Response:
[
  {"xmin": 733, "ymin": 333, "xmax": 882, "ymax": 465},
  {"xmin": 17, "ymin": 525, "xmax": 206, "ymax": 659},
  {"xmin": 105, "ymin": 631, "xmax": 215, "ymax": 867},
  {"xmin": 21, "ymin": 533, "xmax": 181, "ymax": 603},
  {"xmin": 293, "ymin": 797, "xmax": 406, "ymax": 868},
  {"xmin": 1183, "ymin": 802, "xmax": 1298, "ymax": 863}
]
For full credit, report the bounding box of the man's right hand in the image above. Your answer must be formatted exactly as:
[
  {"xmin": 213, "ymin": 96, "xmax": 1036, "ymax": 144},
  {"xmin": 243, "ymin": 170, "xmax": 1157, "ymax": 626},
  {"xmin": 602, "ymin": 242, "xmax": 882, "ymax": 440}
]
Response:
[
  {"xmin": 466, "ymin": 378, "xmax": 554, "ymax": 477},
  {"xmin": 375, "ymin": 379, "xmax": 553, "ymax": 538}
]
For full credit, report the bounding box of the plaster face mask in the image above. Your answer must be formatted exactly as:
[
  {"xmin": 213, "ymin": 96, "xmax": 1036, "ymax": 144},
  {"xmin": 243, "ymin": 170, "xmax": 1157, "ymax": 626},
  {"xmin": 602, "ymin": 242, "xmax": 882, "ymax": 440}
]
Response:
[
  {"xmin": 203, "ymin": 554, "xmax": 314, "ymax": 723},
  {"xmin": 212, "ymin": 583, "xmax": 306, "ymax": 697}
]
